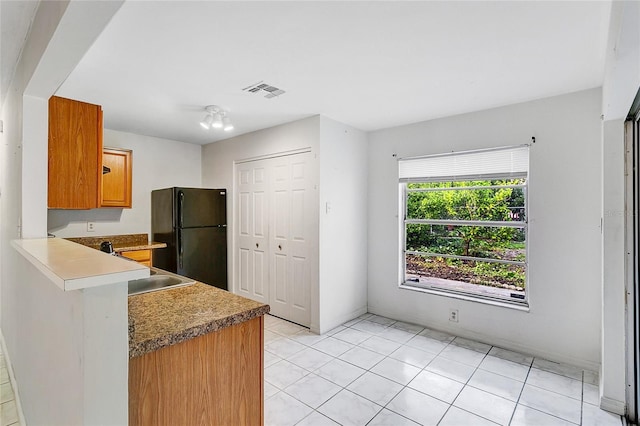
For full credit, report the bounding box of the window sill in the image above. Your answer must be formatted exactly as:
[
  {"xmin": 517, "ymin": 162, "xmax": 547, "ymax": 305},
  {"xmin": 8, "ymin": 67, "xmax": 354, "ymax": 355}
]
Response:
[{"xmin": 399, "ymin": 283, "xmax": 530, "ymax": 312}]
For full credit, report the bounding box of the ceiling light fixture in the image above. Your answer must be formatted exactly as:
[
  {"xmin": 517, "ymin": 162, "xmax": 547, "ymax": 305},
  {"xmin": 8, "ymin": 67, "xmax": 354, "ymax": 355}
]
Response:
[
  {"xmin": 211, "ymin": 112, "xmax": 223, "ymax": 129},
  {"xmin": 200, "ymin": 105, "xmax": 233, "ymax": 132},
  {"xmin": 223, "ymin": 116, "xmax": 234, "ymax": 132},
  {"xmin": 199, "ymin": 114, "xmax": 213, "ymax": 130}
]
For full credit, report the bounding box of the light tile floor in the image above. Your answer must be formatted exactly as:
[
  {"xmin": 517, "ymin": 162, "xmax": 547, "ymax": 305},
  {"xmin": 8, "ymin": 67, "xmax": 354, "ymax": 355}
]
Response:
[
  {"xmin": 0, "ymin": 347, "xmax": 19, "ymax": 426},
  {"xmin": 264, "ymin": 313, "xmax": 624, "ymax": 426}
]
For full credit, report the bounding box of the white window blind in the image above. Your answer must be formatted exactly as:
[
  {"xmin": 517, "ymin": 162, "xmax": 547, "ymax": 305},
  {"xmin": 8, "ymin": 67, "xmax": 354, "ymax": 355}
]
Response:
[{"xmin": 399, "ymin": 145, "xmax": 529, "ymax": 182}]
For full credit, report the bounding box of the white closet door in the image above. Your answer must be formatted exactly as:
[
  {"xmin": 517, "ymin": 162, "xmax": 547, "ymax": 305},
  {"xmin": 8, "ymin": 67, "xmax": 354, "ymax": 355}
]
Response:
[
  {"xmin": 236, "ymin": 160, "xmax": 269, "ymax": 304},
  {"xmin": 269, "ymin": 153, "xmax": 311, "ymax": 326},
  {"xmin": 235, "ymin": 152, "xmax": 312, "ymax": 327}
]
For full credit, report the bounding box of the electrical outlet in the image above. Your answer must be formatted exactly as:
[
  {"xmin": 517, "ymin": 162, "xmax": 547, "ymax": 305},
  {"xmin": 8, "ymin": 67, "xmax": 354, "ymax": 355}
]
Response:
[
  {"xmin": 449, "ymin": 309, "xmax": 459, "ymax": 322},
  {"xmin": 87, "ymin": 222, "xmax": 96, "ymax": 232}
]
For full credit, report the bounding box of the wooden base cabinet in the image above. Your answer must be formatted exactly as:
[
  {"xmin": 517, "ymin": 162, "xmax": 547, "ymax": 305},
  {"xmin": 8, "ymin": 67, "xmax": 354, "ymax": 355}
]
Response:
[
  {"xmin": 121, "ymin": 249, "xmax": 152, "ymax": 267},
  {"xmin": 129, "ymin": 316, "xmax": 264, "ymax": 426}
]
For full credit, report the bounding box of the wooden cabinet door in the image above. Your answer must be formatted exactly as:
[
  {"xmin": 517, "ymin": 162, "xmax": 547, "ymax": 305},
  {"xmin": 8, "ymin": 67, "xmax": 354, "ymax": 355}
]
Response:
[
  {"xmin": 121, "ymin": 249, "xmax": 151, "ymax": 266},
  {"xmin": 101, "ymin": 148, "xmax": 132, "ymax": 208},
  {"xmin": 129, "ymin": 316, "xmax": 264, "ymax": 426},
  {"xmin": 48, "ymin": 96, "xmax": 103, "ymax": 209}
]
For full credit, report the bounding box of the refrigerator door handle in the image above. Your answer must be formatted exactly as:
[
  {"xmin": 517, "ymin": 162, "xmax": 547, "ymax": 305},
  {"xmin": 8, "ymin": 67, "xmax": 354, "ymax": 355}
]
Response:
[
  {"xmin": 178, "ymin": 229, "xmax": 184, "ymax": 269},
  {"xmin": 176, "ymin": 229, "xmax": 184, "ymax": 272},
  {"xmin": 178, "ymin": 191, "xmax": 185, "ymax": 228}
]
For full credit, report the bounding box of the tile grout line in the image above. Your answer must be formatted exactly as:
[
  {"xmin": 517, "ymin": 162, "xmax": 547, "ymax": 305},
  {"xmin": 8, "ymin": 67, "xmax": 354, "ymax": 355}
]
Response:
[
  {"xmin": 432, "ymin": 339, "xmax": 478, "ymax": 426},
  {"xmin": 275, "ymin": 319, "xmax": 456, "ymax": 423},
  {"xmin": 361, "ymin": 335, "xmax": 482, "ymax": 425},
  {"xmin": 507, "ymin": 355, "xmax": 585, "ymax": 425},
  {"xmin": 437, "ymin": 342, "xmax": 499, "ymax": 425},
  {"xmin": 397, "ymin": 334, "xmax": 526, "ymax": 424},
  {"xmin": 310, "ymin": 325, "xmax": 402, "ymax": 422},
  {"xmin": 581, "ymin": 370, "xmax": 584, "ymax": 426},
  {"xmin": 288, "ymin": 317, "xmax": 425, "ymax": 425},
  {"xmin": 1, "ymin": 348, "xmax": 19, "ymax": 426},
  {"xmin": 426, "ymin": 344, "xmax": 587, "ymax": 425},
  {"xmin": 506, "ymin": 354, "xmax": 534, "ymax": 425},
  {"xmin": 277, "ymin": 317, "xmax": 480, "ymax": 425},
  {"xmin": 266, "ymin": 314, "xmax": 611, "ymax": 426},
  {"xmin": 354, "ymin": 320, "xmax": 442, "ymax": 426},
  {"xmin": 270, "ymin": 320, "xmax": 387, "ymax": 424}
]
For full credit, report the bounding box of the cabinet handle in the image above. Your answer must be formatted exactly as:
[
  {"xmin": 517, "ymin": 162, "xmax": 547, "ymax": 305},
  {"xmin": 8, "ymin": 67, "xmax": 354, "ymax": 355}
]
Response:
[
  {"xmin": 256, "ymin": 243, "xmax": 259, "ymax": 248},
  {"xmin": 278, "ymin": 244, "xmax": 282, "ymax": 250}
]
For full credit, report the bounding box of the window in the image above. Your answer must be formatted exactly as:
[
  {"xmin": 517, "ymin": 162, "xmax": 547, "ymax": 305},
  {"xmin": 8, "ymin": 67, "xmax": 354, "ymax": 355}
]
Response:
[{"xmin": 399, "ymin": 146, "xmax": 529, "ymax": 305}]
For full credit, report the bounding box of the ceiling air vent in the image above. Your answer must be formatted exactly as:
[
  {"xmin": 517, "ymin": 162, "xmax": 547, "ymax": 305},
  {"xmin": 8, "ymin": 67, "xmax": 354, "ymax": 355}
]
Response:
[{"xmin": 242, "ymin": 81, "xmax": 286, "ymax": 99}]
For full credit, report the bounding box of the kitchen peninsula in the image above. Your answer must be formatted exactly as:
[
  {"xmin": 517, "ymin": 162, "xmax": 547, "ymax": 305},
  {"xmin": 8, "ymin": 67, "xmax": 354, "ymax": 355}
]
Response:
[
  {"xmin": 11, "ymin": 237, "xmax": 268, "ymax": 425},
  {"xmin": 129, "ymin": 282, "xmax": 268, "ymax": 425}
]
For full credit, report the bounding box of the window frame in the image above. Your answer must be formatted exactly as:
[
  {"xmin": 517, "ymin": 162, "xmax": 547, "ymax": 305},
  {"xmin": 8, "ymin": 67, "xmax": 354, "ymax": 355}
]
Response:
[{"xmin": 400, "ymin": 175, "xmax": 529, "ymax": 307}]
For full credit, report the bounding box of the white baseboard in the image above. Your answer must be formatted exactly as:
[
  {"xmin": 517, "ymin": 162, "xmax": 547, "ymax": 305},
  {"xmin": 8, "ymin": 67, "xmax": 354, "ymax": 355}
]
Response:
[
  {"xmin": 600, "ymin": 396, "xmax": 626, "ymax": 416},
  {"xmin": 318, "ymin": 306, "xmax": 368, "ymax": 334},
  {"xmin": 0, "ymin": 331, "xmax": 26, "ymax": 426},
  {"xmin": 367, "ymin": 304, "xmax": 601, "ymax": 371}
]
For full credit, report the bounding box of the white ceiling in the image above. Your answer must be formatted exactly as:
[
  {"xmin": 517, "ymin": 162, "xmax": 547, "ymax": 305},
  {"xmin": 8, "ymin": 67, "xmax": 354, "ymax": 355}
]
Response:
[
  {"xmin": 56, "ymin": 1, "xmax": 611, "ymax": 145},
  {"xmin": 1, "ymin": 0, "xmax": 39, "ymax": 108}
]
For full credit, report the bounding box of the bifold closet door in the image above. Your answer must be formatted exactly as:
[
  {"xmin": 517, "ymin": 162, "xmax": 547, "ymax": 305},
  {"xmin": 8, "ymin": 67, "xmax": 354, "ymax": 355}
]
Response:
[
  {"xmin": 235, "ymin": 152, "xmax": 312, "ymax": 327},
  {"xmin": 268, "ymin": 153, "xmax": 312, "ymax": 327},
  {"xmin": 237, "ymin": 160, "xmax": 269, "ymax": 305}
]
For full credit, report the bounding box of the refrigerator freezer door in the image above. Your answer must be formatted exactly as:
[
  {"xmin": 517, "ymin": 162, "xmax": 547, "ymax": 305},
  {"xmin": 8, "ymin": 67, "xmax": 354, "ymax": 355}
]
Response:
[
  {"xmin": 177, "ymin": 188, "xmax": 226, "ymax": 228},
  {"xmin": 151, "ymin": 188, "xmax": 178, "ymax": 272},
  {"xmin": 178, "ymin": 226, "xmax": 228, "ymax": 290}
]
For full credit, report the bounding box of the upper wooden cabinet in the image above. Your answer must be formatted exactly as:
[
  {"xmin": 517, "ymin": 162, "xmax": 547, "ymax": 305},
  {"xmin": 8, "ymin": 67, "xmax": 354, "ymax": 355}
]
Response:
[
  {"xmin": 102, "ymin": 148, "xmax": 132, "ymax": 208},
  {"xmin": 48, "ymin": 96, "xmax": 103, "ymax": 209}
]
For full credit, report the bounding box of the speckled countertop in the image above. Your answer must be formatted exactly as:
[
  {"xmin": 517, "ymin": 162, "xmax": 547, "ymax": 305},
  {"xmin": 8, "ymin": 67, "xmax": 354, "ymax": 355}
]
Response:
[
  {"xmin": 66, "ymin": 234, "xmax": 167, "ymax": 252},
  {"xmin": 128, "ymin": 282, "xmax": 270, "ymax": 358},
  {"xmin": 113, "ymin": 242, "xmax": 167, "ymax": 252}
]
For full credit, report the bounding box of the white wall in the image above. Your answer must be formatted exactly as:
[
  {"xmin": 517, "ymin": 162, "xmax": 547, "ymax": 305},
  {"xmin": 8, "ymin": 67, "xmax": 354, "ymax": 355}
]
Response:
[
  {"xmin": 1, "ymin": 2, "xmax": 126, "ymax": 424},
  {"xmin": 201, "ymin": 115, "xmax": 368, "ymax": 333},
  {"xmin": 14, "ymin": 252, "xmax": 84, "ymax": 425},
  {"xmin": 12, "ymin": 252, "xmax": 128, "ymax": 426},
  {"xmin": 599, "ymin": 0, "xmax": 640, "ymax": 415},
  {"xmin": 202, "ymin": 116, "xmax": 322, "ymax": 330},
  {"xmin": 0, "ymin": 52, "xmax": 25, "ymax": 336},
  {"xmin": 20, "ymin": 0, "xmax": 124, "ymax": 238},
  {"xmin": 1, "ymin": 0, "xmax": 74, "ymax": 351},
  {"xmin": 48, "ymin": 129, "xmax": 202, "ymax": 238},
  {"xmin": 601, "ymin": 119, "xmax": 627, "ymax": 413},
  {"xmin": 368, "ymin": 88, "xmax": 603, "ymax": 369},
  {"xmin": 602, "ymin": 1, "xmax": 640, "ymax": 121},
  {"xmin": 318, "ymin": 116, "xmax": 368, "ymax": 332}
]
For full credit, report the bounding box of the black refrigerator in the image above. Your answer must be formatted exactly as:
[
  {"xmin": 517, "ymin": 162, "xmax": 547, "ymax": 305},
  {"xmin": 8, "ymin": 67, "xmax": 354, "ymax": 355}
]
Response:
[{"xmin": 151, "ymin": 187, "xmax": 227, "ymax": 290}]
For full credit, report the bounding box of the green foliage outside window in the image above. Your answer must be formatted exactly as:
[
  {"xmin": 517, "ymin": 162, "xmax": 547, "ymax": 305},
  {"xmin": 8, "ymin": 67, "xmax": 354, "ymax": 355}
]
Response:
[{"xmin": 405, "ymin": 179, "xmax": 526, "ymax": 290}]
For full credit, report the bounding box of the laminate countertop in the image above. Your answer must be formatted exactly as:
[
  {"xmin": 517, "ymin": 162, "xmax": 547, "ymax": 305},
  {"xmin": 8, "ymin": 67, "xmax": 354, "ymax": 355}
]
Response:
[
  {"xmin": 128, "ymin": 283, "xmax": 270, "ymax": 358},
  {"xmin": 12, "ymin": 238, "xmax": 148, "ymax": 291}
]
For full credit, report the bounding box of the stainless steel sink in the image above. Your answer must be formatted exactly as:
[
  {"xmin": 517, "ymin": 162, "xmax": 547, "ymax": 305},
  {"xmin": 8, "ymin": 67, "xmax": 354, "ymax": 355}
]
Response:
[{"xmin": 128, "ymin": 267, "xmax": 196, "ymax": 296}]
